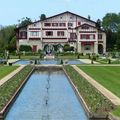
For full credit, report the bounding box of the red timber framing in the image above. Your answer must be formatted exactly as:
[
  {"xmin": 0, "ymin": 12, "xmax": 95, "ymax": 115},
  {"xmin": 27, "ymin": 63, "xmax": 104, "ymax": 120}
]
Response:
[
  {"xmin": 81, "ymin": 41, "xmax": 94, "ymax": 46},
  {"xmin": 42, "ymin": 28, "xmax": 67, "ymax": 30},
  {"xmin": 29, "ymin": 28, "xmax": 41, "ymax": 30},
  {"xmin": 29, "ymin": 38, "xmax": 41, "ymax": 40},
  {"xmin": 42, "ymin": 38, "xmax": 67, "ymax": 39}
]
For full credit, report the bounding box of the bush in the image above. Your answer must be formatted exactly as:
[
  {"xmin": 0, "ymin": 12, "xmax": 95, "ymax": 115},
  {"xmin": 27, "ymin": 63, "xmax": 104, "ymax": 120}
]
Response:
[
  {"xmin": 19, "ymin": 45, "xmax": 32, "ymax": 52},
  {"xmin": 63, "ymin": 44, "xmax": 71, "ymax": 52}
]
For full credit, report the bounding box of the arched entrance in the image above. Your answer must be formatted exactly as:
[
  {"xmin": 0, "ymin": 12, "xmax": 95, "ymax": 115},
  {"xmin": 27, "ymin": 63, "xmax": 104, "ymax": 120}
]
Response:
[
  {"xmin": 98, "ymin": 44, "xmax": 103, "ymax": 54},
  {"xmin": 43, "ymin": 44, "xmax": 54, "ymax": 54}
]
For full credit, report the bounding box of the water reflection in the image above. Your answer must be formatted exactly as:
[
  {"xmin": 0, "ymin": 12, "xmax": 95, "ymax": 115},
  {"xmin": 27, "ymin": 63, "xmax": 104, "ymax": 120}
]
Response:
[{"xmin": 5, "ymin": 70, "xmax": 88, "ymax": 120}]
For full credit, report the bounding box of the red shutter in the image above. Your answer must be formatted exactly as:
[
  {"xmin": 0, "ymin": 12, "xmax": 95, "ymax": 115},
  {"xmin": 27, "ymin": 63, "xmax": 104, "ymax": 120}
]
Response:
[
  {"xmin": 78, "ymin": 22, "xmax": 81, "ymax": 25},
  {"xmin": 86, "ymin": 34, "xmax": 89, "ymax": 39},
  {"xmin": 80, "ymin": 35, "xmax": 82, "ymax": 39}
]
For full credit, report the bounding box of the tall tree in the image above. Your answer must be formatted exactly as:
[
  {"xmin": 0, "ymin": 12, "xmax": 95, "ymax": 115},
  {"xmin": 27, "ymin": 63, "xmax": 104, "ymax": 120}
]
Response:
[
  {"xmin": 102, "ymin": 13, "xmax": 120, "ymax": 51},
  {"xmin": 18, "ymin": 17, "xmax": 32, "ymax": 27},
  {"xmin": 40, "ymin": 14, "xmax": 46, "ymax": 20},
  {"xmin": 0, "ymin": 25, "xmax": 16, "ymax": 52}
]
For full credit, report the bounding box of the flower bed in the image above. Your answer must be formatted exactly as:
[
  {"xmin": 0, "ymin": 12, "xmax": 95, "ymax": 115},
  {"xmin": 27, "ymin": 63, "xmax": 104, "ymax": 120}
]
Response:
[
  {"xmin": 0, "ymin": 65, "xmax": 33, "ymax": 111},
  {"xmin": 64, "ymin": 65, "xmax": 113, "ymax": 114}
]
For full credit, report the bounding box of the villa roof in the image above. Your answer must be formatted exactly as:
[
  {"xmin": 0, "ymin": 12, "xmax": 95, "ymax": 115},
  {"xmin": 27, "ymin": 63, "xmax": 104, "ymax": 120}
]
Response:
[
  {"xmin": 75, "ymin": 23, "xmax": 105, "ymax": 32},
  {"xmin": 15, "ymin": 11, "xmax": 97, "ymax": 30}
]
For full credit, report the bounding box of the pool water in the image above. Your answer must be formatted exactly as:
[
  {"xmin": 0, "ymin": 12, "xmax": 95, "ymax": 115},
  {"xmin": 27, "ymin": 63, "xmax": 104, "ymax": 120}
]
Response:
[
  {"xmin": 14, "ymin": 59, "xmax": 84, "ymax": 65},
  {"xmin": 5, "ymin": 69, "xmax": 88, "ymax": 120}
]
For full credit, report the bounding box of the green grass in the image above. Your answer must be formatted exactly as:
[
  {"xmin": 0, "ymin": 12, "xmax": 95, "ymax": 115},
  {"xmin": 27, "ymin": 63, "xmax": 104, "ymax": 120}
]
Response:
[
  {"xmin": 112, "ymin": 106, "xmax": 120, "ymax": 116},
  {"xmin": 78, "ymin": 66, "xmax": 120, "ymax": 98},
  {"xmin": 0, "ymin": 65, "xmax": 33, "ymax": 111},
  {"xmin": 10, "ymin": 55, "xmax": 40, "ymax": 59},
  {"xmin": 0, "ymin": 66, "xmax": 19, "ymax": 80}
]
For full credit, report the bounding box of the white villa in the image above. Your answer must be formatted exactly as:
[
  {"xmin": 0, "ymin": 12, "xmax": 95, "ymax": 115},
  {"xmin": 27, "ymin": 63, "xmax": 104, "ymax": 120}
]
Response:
[{"xmin": 15, "ymin": 11, "xmax": 106, "ymax": 54}]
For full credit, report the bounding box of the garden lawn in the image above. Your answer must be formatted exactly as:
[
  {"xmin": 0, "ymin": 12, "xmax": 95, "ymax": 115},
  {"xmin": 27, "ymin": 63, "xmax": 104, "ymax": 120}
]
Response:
[
  {"xmin": 78, "ymin": 66, "xmax": 120, "ymax": 98},
  {"xmin": 0, "ymin": 66, "xmax": 18, "ymax": 80}
]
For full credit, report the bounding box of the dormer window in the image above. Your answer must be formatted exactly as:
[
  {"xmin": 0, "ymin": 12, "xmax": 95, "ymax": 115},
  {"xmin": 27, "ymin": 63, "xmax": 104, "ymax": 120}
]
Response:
[
  {"xmin": 70, "ymin": 17, "xmax": 73, "ymax": 19},
  {"xmin": 68, "ymin": 22, "xmax": 73, "ymax": 27},
  {"xmin": 33, "ymin": 23, "xmax": 36, "ymax": 27},
  {"xmin": 81, "ymin": 25, "xmax": 89, "ymax": 29}
]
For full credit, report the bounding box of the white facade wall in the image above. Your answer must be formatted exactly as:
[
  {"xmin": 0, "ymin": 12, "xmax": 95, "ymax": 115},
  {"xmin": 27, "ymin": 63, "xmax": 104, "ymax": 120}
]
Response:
[{"xmin": 17, "ymin": 12, "xmax": 106, "ymax": 54}]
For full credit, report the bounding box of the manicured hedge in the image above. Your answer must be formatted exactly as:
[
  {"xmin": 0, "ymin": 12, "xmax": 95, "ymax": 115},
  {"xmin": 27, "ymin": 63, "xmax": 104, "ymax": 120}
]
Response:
[
  {"xmin": 64, "ymin": 66, "xmax": 113, "ymax": 113},
  {"xmin": 0, "ymin": 65, "xmax": 33, "ymax": 111}
]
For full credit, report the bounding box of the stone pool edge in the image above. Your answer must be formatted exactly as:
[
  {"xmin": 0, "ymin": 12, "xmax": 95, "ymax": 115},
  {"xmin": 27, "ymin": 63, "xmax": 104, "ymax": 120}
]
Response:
[
  {"xmin": 0, "ymin": 67, "xmax": 34, "ymax": 119},
  {"xmin": 63, "ymin": 67, "xmax": 90, "ymax": 119}
]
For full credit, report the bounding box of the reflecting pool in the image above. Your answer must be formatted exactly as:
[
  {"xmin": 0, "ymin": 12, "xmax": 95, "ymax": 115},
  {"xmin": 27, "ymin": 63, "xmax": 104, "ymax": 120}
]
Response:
[
  {"xmin": 5, "ymin": 69, "xmax": 88, "ymax": 120},
  {"xmin": 14, "ymin": 59, "xmax": 84, "ymax": 65}
]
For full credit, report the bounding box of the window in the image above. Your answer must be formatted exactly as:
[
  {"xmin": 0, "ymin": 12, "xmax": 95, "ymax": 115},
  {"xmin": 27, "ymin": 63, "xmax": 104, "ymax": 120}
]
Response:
[
  {"xmin": 70, "ymin": 17, "xmax": 73, "ymax": 19},
  {"xmin": 30, "ymin": 31, "xmax": 39, "ymax": 36},
  {"xmin": 68, "ymin": 22, "xmax": 73, "ymax": 27},
  {"xmin": 81, "ymin": 34, "xmax": 88, "ymax": 39},
  {"xmin": 44, "ymin": 23, "xmax": 51, "ymax": 26},
  {"xmin": 90, "ymin": 34, "xmax": 95, "ymax": 39},
  {"xmin": 70, "ymin": 33, "xmax": 77, "ymax": 39},
  {"xmin": 57, "ymin": 31, "xmax": 64, "ymax": 36},
  {"xmin": 52, "ymin": 23, "xmax": 58, "ymax": 27},
  {"xmin": 81, "ymin": 25, "xmax": 89, "ymax": 29},
  {"xmin": 80, "ymin": 34, "xmax": 95, "ymax": 39},
  {"xmin": 33, "ymin": 23, "xmax": 37, "ymax": 27},
  {"xmin": 20, "ymin": 31, "xmax": 27, "ymax": 38},
  {"xmin": 59, "ymin": 23, "xmax": 66, "ymax": 27},
  {"xmin": 98, "ymin": 34, "xmax": 102, "ymax": 39},
  {"xmin": 46, "ymin": 31, "xmax": 53, "ymax": 36},
  {"xmin": 78, "ymin": 22, "xmax": 81, "ymax": 25}
]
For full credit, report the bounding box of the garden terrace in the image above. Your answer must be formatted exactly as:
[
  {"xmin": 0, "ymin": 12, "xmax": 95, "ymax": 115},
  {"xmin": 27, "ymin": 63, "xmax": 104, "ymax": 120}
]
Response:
[
  {"xmin": 64, "ymin": 65, "xmax": 113, "ymax": 116},
  {"xmin": 0, "ymin": 65, "xmax": 33, "ymax": 113},
  {"xmin": 0, "ymin": 66, "xmax": 18, "ymax": 80}
]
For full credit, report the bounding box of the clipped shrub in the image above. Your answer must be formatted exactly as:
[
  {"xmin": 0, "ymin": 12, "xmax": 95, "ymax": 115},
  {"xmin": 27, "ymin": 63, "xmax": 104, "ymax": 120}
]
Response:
[{"xmin": 19, "ymin": 45, "xmax": 32, "ymax": 52}]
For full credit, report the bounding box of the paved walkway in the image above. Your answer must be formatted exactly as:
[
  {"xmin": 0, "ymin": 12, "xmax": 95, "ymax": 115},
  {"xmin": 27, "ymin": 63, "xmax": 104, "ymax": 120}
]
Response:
[
  {"xmin": 79, "ymin": 59, "xmax": 99, "ymax": 64},
  {"xmin": 71, "ymin": 65, "xmax": 120, "ymax": 106},
  {"xmin": 7, "ymin": 59, "xmax": 19, "ymax": 64},
  {"xmin": 0, "ymin": 65, "xmax": 25, "ymax": 86}
]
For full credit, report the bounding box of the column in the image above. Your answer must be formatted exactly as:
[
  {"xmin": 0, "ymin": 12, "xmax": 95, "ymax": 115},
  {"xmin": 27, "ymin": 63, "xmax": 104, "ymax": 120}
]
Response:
[
  {"xmin": 77, "ymin": 42, "xmax": 81, "ymax": 53},
  {"xmin": 94, "ymin": 42, "xmax": 98, "ymax": 54}
]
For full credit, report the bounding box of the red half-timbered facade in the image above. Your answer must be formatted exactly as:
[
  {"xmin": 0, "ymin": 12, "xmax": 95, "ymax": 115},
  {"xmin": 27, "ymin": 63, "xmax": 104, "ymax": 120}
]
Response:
[{"xmin": 16, "ymin": 11, "xmax": 106, "ymax": 54}]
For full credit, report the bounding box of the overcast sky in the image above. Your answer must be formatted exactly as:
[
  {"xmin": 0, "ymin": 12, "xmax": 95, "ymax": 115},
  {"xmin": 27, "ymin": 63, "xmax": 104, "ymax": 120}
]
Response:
[{"xmin": 0, "ymin": 0, "xmax": 120, "ymax": 26}]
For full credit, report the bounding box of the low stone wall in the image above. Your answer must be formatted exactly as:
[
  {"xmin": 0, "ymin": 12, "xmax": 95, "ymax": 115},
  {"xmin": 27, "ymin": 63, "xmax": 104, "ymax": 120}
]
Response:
[{"xmin": 108, "ymin": 113, "xmax": 120, "ymax": 120}]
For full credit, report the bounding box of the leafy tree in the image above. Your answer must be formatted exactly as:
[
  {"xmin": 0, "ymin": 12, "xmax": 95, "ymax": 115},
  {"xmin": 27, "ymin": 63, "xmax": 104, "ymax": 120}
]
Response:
[
  {"xmin": 63, "ymin": 44, "xmax": 71, "ymax": 52},
  {"xmin": 96, "ymin": 19, "xmax": 102, "ymax": 28},
  {"xmin": 102, "ymin": 13, "xmax": 120, "ymax": 51},
  {"xmin": 40, "ymin": 14, "xmax": 46, "ymax": 20},
  {"xmin": 18, "ymin": 17, "xmax": 32, "ymax": 27},
  {"xmin": 88, "ymin": 15, "xmax": 91, "ymax": 20},
  {"xmin": 0, "ymin": 25, "xmax": 16, "ymax": 52},
  {"xmin": 102, "ymin": 13, "xmax": 120, "ymax": 32}
]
